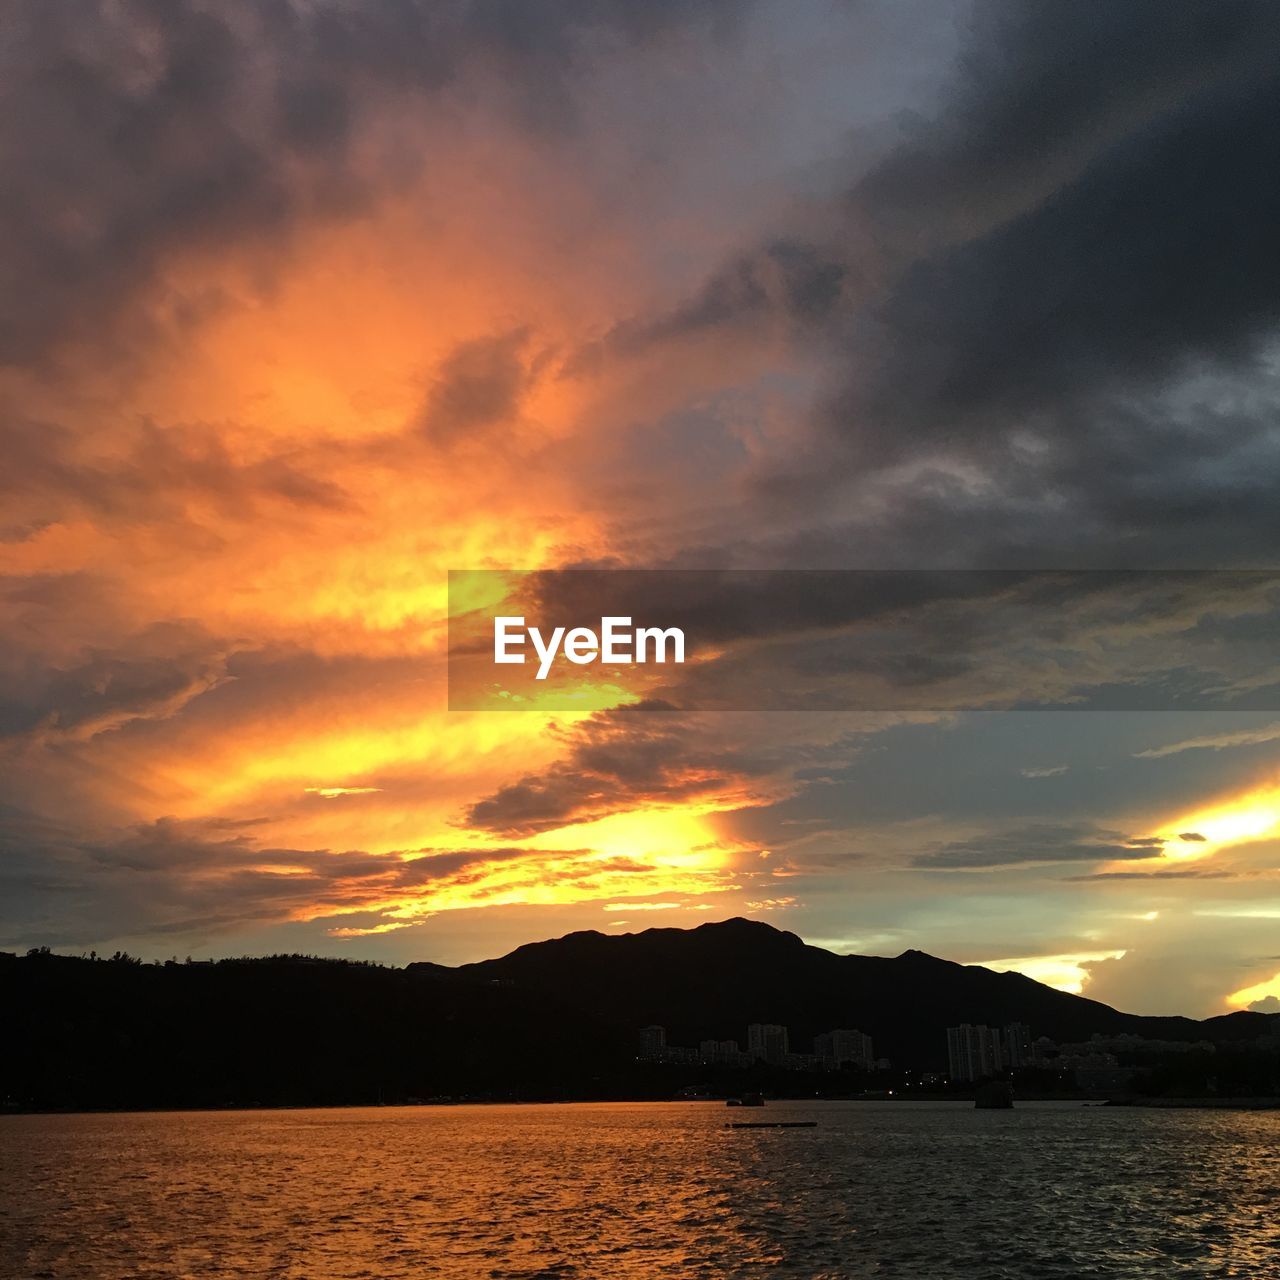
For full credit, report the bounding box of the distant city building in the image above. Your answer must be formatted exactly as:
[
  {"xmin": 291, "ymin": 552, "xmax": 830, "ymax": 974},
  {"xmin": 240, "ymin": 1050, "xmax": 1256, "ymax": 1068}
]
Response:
[
  {"xmin": 638, "ymin": 1025, "xmax": 666, "ymax": 1060},
  {"xmin": 747, "ymin": 1023, "xmax": 790, "ymax": 1064},
  {"xmin": 786, "ymin": 1053, "xmax": 826, "ymax": 1071},
  {"xmin": 639, "ymin": 1022, "xmax": 888, "ymax": 1072},
  {"xmin": 814, "ymin": 1028, "xmax": 875, "ymax": 1070},
  {"xmin": 660, "ymin": 1045, "xmax": 698, "ymax": 1065},
  {"xmin": 947, "ymin": 1023, "xmax": 1004, "ymax": 1082},
  {"xmin": 1002, "ymin": 1023, "xmax": 1033, "ymax": 1070},
  {"xmin": 699, "ymin": 1039, "xmax": 744, "ymax": 1066}
]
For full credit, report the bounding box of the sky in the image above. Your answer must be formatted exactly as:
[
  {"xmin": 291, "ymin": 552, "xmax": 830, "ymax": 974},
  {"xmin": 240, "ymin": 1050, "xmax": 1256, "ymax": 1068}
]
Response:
[{"xmin": 3, "ymin": 0, "xmax": 1280, "ymax": 1018}]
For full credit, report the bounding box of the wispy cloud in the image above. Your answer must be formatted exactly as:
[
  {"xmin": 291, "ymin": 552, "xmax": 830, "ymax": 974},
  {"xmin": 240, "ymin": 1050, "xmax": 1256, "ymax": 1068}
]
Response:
[{"xmin": 1136, "ymin": 723, "xmax": 1280, "ymax": 758}]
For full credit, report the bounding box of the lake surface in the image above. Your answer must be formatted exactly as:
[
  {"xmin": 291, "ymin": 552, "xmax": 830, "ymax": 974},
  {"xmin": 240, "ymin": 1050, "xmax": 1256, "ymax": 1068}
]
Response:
[{"xmin": 2, "ymin": 1101, "xmax": 1278, "ymax": 1278}]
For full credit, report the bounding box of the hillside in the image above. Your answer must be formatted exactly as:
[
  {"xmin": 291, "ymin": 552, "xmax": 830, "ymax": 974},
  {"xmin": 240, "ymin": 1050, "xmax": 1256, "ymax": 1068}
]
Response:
[{"xmin": 4, "ymin": 919, "xmax": 1275, "ymax": 1110}]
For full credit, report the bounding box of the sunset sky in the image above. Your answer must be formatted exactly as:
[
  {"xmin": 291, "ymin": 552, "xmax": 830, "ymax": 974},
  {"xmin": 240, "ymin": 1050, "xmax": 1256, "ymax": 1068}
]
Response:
[{"xmin": 4, "ymin": 0, "xmax": 1280, "ymax": 1018}]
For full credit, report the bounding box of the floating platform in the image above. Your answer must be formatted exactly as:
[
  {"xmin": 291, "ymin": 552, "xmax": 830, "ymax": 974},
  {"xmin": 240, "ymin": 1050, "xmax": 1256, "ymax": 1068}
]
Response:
[{"xmin": 725, "ymin": 1121, "xmax": 817, "ymax": 1129}]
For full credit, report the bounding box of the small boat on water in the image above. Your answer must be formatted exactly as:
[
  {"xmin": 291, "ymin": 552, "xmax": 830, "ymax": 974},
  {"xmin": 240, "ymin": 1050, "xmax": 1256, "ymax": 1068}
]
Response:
[{"xmin": 726, "ymin": 1091, "xmax": 765, "ymax": 1108}]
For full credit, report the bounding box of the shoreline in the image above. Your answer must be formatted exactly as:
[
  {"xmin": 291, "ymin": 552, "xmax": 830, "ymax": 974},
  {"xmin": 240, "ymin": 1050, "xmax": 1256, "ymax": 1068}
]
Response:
[
  {"xmin": 1103, "ymin": 1096, "xmax": 1280, "ymax": 1110},
  {"xmin": 6, "ymin": 1094, "xmax": 1280, "ymax": 1118}
]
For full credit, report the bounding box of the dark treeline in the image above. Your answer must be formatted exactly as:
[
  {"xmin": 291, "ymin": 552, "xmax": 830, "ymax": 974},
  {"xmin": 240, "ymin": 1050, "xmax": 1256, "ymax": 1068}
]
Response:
[
  {"xmin": 5, "ymin": 919, "xmax": 1279, "ymax": 1111},
  {"xmin": 3, "ymin": 949, "xmax": 628, "ymax": 1111}
]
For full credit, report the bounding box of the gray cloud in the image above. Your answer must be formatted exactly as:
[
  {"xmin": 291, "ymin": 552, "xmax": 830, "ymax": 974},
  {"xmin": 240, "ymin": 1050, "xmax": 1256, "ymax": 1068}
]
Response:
[
  {"xmin": 578, "ymin": 2, "xmax": 1280, "ymax": 570},
  {"xmin": 570, "ymin": 238, "xmax": 851, "ymax": 374},
  {"xmin": 0, "ymin": 805, "xmax": 576, "ymax": 949},
  {"xmin": 465, "ymin": 568, "xmax": 1280, "ymax": 712},
  {"xmin": 806, "ymin": 2, "xmax": 1280, "ymax": 479},
  {"xmin": 1135, "ymin": 723, "xmax": 1280, "ymax": 758},
  {"xmin": 0, "ymin": 621, "xmax": 237, "ymax": 745},
  {"xmin": 912, "ymin": 823, "xmax": 1162, "ymax": 870},
  {"xmin": 464, "ymin": 704, "xmax": 781, "ymax": 836},
  {"xmin": 856, "ymin": 2, "xmax": 1280, "ymax": 244},
  {"xmin": 857, "ymin": 68, "xmax": 1280, "ymax": 453}
]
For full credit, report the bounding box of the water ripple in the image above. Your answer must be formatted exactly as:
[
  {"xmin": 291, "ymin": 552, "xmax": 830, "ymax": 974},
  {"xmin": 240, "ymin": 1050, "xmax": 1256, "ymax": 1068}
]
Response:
[{"xmin": 1, "ymin": 1102, "xmax": 1277, "ymax": 1279}]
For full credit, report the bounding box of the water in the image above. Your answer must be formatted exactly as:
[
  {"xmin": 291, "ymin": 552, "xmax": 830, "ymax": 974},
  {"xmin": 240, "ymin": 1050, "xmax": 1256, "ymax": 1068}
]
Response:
[{"xmin": 2, "ymin": 1101, "xmax": 1277, "ymax": 1279}]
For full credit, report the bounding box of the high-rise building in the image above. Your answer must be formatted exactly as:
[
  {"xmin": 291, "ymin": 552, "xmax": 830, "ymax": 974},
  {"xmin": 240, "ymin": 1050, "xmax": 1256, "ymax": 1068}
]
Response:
[
  {"xmin": 1002, "ymin": 1022, "xmax": 1033, "ymax": 1070},
  {"xmin": 814, "ymin": 1028, "xmax": 874, "ymax": 1070},
  {"xmin": 947, "ymin": 1024, "xmax": 1004, "ymax": 1082},
  {"xmin": 747, "ymin": 1023, "xmax": 790, "ymax": 1064},
  {"xmin": 699, "ymin": 1038, "xmax": 744, "ymax": 1065},
  {"xmin": 638, "ymin": 1025, "xmax": 666, "ymax": 1059}
]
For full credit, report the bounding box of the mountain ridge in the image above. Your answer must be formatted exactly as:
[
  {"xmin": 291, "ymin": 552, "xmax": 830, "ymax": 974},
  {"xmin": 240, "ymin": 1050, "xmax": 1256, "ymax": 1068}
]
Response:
[{"xmin": 416, "ymin": 916, "xmax": 1274, "ymax": 1065}]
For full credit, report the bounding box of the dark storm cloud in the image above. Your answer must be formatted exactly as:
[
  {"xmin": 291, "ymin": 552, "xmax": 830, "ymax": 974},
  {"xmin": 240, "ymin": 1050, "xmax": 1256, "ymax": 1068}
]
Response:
[
  {"xmin": 857, "ymin": 1, "xmax": 1280, "ymax": 249},
  {"xmin": 0, "ymin": 621, "xmax": 236, "ymax": 744},
  {"xmin": 590, "ymin": 0, "xmax": 1280, "ymax": 434},
  {"xmin": 526, "ymin": 567, "xmax": 1028, "ymax": 646},
  {"xmin": 570, "ymin": 238, "xmax": 851, "ymax": 373},
  {"xmin": 420, "ymin": 330, "xmax": 532, "ymax": 443},
  {"xmin": 525, "ymin": 566, "xmax": 1280, "ymax": 646},
  {"xmin": 860, "ymin": 67, "xmax": 1280, "ymax": 450},
  {"xmin": 827, "ymin": 0, "xmax": 1280, "ymax": 458},
  {"xmin": 457, "ymin": 568, "xmax": 1280, "ymax": 711},
  {"xmin": 0, "ymin": 0, "xmax": 749, "ymax": 368},
  {"xmin": 464, "ymin": 705, "xmax": 782, "ymax": 835},
  {"xmin": 580, "ymin": 1, "xmax": 1280, "ymax": 566},
  {"xmin": 0, "ymin": 805, "xmax": 556, "ymax": 948},
  {"xmin": 911, "ymin": 823, "xmax": 1162, "ymax": 870}
]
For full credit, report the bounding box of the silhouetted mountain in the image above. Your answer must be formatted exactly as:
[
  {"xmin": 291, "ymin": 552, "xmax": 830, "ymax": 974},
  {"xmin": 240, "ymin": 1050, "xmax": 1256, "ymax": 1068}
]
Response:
[
  {"xmin": 4, "ymin": 920, "xmax": 1276, "ymax": 1111},
  {"xmin": 441, "ymin": 917, "xmax": 1275, "ymax": 1066}
]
